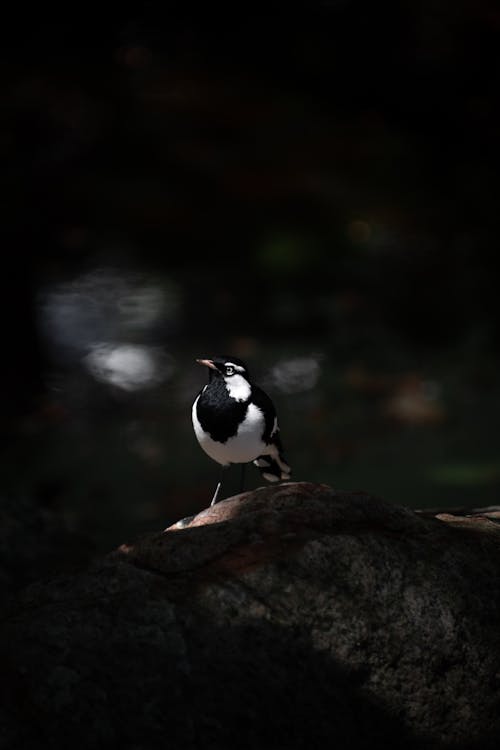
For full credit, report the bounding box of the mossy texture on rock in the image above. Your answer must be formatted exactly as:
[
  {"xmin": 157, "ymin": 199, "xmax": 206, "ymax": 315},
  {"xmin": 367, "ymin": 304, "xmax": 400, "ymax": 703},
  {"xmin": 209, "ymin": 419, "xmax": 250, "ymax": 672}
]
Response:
[{"xmin": 1, "ymin": 482, "xmax": 500, "ymax": 749}]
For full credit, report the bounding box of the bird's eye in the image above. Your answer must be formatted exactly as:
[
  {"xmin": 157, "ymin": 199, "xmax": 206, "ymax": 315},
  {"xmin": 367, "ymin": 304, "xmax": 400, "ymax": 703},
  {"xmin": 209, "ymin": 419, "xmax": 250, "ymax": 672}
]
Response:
[{"xmin": 225, "ymin": 366, "xmax": 234, "ymax": 376}]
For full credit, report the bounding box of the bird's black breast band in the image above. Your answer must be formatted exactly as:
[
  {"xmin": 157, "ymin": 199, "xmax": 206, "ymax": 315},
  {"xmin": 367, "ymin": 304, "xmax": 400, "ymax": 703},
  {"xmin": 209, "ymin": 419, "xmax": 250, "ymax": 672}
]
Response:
[{"xmin": 196, "ymin": 380, "xmax": 250, "ymax": 443}]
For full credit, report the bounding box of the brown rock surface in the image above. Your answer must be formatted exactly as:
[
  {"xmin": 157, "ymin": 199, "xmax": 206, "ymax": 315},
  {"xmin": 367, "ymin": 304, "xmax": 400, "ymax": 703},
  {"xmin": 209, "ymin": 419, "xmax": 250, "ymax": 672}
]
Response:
[{"xmin": 1, "ymin": 482, "xmax": 500, "ymax": 749}]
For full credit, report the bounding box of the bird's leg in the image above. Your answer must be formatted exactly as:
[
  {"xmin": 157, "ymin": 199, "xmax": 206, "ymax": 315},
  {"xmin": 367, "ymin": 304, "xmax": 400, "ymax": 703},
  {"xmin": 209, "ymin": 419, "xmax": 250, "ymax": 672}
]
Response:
[
  {"xmin": 210, "ymin": 465, "xmax": 226, "ymax": 506},
  {"xmin": 210, "ymin": 483, "xmax": 221, "ymax": 506},
  {"xmin": 240, "ymin": 463, "xmax": 246, "ymax": 493}
]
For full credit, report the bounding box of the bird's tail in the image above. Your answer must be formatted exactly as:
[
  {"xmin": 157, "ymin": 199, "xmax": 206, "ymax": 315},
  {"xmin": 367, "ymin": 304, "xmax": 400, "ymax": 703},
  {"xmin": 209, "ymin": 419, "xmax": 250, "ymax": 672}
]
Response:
[{"xmin": 253, "ymin": 450, "xmax": 291, "ymax": 483}]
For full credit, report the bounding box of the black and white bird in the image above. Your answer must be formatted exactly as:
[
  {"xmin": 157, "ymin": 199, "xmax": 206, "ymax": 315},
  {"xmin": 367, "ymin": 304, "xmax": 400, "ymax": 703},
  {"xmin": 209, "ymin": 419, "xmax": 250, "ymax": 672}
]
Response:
[{"xmin": 192, "ymin": 356, "xmax": 291, "ymax": 505}]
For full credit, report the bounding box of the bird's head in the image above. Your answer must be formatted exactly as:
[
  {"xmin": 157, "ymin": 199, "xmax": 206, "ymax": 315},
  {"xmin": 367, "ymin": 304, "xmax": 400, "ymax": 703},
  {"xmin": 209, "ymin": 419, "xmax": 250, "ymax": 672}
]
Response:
[
  {"xmin": 196, "ymin": 356, "xmax": 250, "ymax": 380},
  {"xmin": 196, "ymin": 356, "xmax": 252, "ymax": 400}
]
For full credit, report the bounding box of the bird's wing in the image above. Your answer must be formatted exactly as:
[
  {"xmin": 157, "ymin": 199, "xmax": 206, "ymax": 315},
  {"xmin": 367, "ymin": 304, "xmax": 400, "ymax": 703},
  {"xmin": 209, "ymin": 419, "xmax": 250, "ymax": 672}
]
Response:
[{"xmin": 250, "ymin": 385, "xmax": 279, "ymax": 444}]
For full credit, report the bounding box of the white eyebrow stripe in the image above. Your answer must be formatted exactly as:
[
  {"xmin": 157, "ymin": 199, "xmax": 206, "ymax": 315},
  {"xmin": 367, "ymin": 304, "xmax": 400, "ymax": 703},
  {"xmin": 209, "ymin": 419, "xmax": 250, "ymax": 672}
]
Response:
[{"xmin": 226, "ymin": 362, "xmax": 245, "ymax": 372}]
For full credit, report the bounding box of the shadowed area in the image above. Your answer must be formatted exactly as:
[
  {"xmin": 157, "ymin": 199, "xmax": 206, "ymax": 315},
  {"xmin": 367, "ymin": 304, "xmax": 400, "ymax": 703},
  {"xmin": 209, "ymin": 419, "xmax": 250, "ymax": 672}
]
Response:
[{"xmin": 2, "ymin": 482, "xmax": 500, "ymax": 749}]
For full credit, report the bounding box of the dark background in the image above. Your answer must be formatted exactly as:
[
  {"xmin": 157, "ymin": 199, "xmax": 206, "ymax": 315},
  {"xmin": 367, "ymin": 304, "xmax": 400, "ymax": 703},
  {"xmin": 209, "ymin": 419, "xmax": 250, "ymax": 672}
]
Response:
[{"xmin": 2, "ymin": 4, "xmax": 500, "ymax": 558}]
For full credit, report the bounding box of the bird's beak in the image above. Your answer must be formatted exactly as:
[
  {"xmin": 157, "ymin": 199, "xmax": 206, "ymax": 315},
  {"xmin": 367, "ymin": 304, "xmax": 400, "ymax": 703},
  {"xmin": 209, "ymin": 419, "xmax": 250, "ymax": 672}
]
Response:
[{"xmin": 196, "ymin": 358, "xmax": 218, "ymax": 371}]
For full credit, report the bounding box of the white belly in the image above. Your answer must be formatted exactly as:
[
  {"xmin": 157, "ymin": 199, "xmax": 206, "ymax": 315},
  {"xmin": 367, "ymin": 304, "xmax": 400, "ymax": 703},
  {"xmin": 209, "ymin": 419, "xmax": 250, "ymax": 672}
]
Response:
[{"xmin": 192, "ymin": 397, "xmax": 267, "ymax": 465}]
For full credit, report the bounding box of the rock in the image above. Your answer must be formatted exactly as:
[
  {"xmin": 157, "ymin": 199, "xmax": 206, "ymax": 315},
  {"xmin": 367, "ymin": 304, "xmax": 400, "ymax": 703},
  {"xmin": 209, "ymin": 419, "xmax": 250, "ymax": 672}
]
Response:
[{"xmin": 1, "ymin": 482, "xmax": 500, "ymax": 749}]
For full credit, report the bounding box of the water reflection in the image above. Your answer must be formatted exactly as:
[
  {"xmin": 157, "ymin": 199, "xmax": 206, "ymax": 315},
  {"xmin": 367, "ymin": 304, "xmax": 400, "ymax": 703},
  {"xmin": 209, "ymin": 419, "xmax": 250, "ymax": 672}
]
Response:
[
  {"xmin": 270, "ymin": 356, "xmax": 322, "ymax": 394},
  {"xmin": 38, "ymin": 267, "xmax": 178, "ymax": 363},
  {"xmin": 83, "ymin": 344, "xmax": 172, "ymax": 391}
]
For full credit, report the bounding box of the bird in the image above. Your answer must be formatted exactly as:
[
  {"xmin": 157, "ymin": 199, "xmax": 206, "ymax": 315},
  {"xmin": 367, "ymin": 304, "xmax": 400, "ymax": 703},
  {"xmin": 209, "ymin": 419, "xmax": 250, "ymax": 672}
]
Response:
[{"xmin": 192, "ymin": 356, "xmax": 291, "ymax": 505}]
